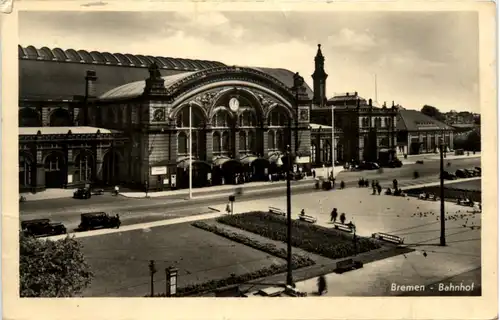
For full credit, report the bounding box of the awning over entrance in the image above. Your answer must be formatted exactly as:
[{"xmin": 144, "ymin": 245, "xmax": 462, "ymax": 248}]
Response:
[
  {"xmin": 267, "ymin": 152, "xmax": 283, "ymax": 166},
  {"xmin": 176, "ymin": 156, "xmax": 212, "ymax": 170},
  {"xmin": 240, "ymin": 155, "xmax": 270, "ymax": 166},
  {"xmin": 213, "ymin": 156, "xmax": 242, "ymax": 169}
]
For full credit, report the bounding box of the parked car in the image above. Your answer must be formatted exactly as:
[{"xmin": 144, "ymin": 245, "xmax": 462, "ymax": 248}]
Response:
[
  {"xmin": 441, "ymin": 171, "xmax": 457, "ymax": 180},
  {"xmin": 78, "ymin": 212, "xmax": 121, "ymax": 231},
  {"xmin": 74, "ymin": 187, "xmax": 92, "ymax": 199},
  {"xmin": 464, "ymin": 169, "xmax": 476, "ymax": 177},
  {"xmin": 387, "ymin": 158, "xmax": 403, "ymax": 168},
  {"xmin": 358, "ymin": 162, "xmax": 380, "ymax": 170},
  {"xmin": 455, "ymin": 169, "xmax": 469, "ymax": 179},
  {"xmin": 21, "ymin": 218, "xmax": 67, "ymax": 237}
]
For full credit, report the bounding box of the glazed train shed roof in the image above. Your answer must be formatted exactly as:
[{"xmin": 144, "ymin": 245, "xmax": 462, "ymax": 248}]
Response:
[{"xmin": 19, "ymin": 45, "xmax": 314, "ymax": 101}]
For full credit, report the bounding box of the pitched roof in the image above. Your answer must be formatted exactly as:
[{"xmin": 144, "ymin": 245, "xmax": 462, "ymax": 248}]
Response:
[
  {"xmin": 19, "ymin": 126, "xmax": 120, "ymax": 135},
  {"xmin": 396, "ymin": 109, "xmax": 454, "ymax": 131},
  {"xmin": 19, "ymin": 45, "xmax": 313, "ymax": 102}
]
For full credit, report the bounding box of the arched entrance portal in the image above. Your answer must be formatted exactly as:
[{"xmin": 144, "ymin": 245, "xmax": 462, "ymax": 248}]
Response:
[
  {"xmin": 177, "ymin": 158, "xmax": 212, "ymax": 189},
  {"xmin": 212, "ymin": 156, "xmax": 243, "ymax": 185},
  {"xmin": 50, "ymin": 108, "xmax": 73, "ymax": 127},
  {"xmin": 102, "ymin": 150, "xmax": 121, "ymax": 185},
  {"xmin": 44, "ymin": 152, "xmax": 66, "ymax": 188}
]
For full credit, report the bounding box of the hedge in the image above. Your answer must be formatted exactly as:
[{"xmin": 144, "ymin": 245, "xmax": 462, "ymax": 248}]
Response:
[
  {"xmin": 216, "ymin": 211, "xmax": 381, "ymax": 260},
  {"xmin": 147, "ymin": 263, "xmax": 287, "ymax": 297},
  {"xmin": 146, "ymin": 221, "xmax": 315, "ymax": 297}
]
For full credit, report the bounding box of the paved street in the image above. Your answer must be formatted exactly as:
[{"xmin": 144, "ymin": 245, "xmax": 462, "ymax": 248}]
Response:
[{"xmin": 20, "ymin": 158, "xmax": 480, "ymax": 226}]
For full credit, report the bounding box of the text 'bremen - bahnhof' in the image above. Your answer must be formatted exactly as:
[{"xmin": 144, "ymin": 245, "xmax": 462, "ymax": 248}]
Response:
[{"xmin": 18, "ymin": 44, "xmax": 455, "ymax": 192}]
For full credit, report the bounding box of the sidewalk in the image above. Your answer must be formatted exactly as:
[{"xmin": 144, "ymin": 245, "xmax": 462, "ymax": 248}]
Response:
[
  {"xmin": 401, "ymin": 152, "xmax": 481, "ymax": 164},
  {"xmin": 20, "ymin": 188, "xmax": 77, "ymax": 201},
  {"xmin": 121, "ymin": 166, "xmax": 345, "ymax": 199}
]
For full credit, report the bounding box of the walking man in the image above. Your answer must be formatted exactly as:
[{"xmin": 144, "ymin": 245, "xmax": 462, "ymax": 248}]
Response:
[
  {"xmin": 340, "ymin": 212, "xmax": 346, "ymax": 224},
  {"xmin": 331, "ymin": 208, "xmax": 338, "ymax": 223}
]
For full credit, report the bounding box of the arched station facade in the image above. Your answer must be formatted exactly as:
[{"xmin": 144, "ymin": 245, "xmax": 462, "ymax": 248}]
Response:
[{"xmin": 94, "ymin": 65, "xmax": 312, "ymax": 191}]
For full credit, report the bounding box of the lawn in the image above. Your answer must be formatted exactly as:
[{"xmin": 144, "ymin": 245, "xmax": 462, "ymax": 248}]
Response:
[
  {"xmin": 217, "ymin": 211, "xmax": 381, "ymax": 259},
  {"xmin": 79, "ymin": 222, "xmax": 285, "ymax": 297}
]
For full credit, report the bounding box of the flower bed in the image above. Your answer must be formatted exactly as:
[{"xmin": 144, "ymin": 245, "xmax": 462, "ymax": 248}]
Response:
[
  {"xmin": 146, "ymin": 221, "xmax": 315, "ymax": 297},
  {"xmin": 192, "ymin": 221, "xmax": 315, "ymax": 268},
  {"xmin": 217, "ymin": 211, "xmax": 381, "ymax": 260}
]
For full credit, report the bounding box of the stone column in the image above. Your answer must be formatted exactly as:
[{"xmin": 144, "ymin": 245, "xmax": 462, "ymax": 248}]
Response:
[
  {"xmin": 233, "ymin": 126, "xmax": 240, "ymax": 159},
  {"xmin": 205, "ymin": 128, "xmax": 213, "ymax": 162},
  {"xmin": 358, "ymin": 135, "xmax": 364, "ymax": 161}
]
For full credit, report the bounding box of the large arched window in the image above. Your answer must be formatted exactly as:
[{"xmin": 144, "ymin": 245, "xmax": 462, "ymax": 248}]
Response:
[
  {"xmin": 178, "ymin": 132, "xmax": 188, "ymax": 155},
  {"xmin": 268, "ymin": 107, "xmax": 289, "ymax": 127},
  {"xmin": 239, "ymin": 131, "xmax": 247, "ymax": 152},
  {"xmin": 276, "ymin": 129, "xmax": 284, "ymax": 152},
  {"xmin": 248, "ymin": 131, "xmax": 255, "ymax": 153},
  {"xmin": 50, "ymin": 108, "xmax": 72, "ymax": 126},
  {"xmin": 19, "ymin": 108, "xmax": 41, "ymax": 127},
  {"xmin": 177, "ymin": 106, "xmax": 205, "ymax": 128},
  {"xmin": 268, "ymin": 131, "xmax": 276, "ymax": 150},
  {"xmin": 74, "ymin": 152, "xmax": 93, "ymax": 182},
  {"xmin": 362, "ymin": 117, "xmax": 370, "ymax": 127},
  {"xmin": 222, "ymin": 131, "xmax": 230, "ymax": 152},
  {"xmin": 239, "ymin": 110, "xmax": 257, "ymax": 127},
  {"xmin": 213, "ymin": 132, "xmax": 221, "ymax": 154}
]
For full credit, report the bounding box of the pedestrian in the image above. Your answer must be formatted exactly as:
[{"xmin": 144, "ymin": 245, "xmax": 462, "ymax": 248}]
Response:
[
  {"xmin": 312, "ymin": 169, "xmax": 316, "ymax": 179},
  {"xmin": 377, "ymin": 184, "xmax": 382, "ymax": 195},
  {"xmin": 226, "ymin": 203, "xmax": 231, "ymax": 215},
  {"xmin": 317, "ymin": 275, "xmax": 327, "ymax": 295},
  {"xmin": 393, "ymin": 179, "xmax": 398, "ymax": 190},
  {"xmin": 340, "ymin": 212, "xmax": 346, "ymax": 224},
  {"xmin": 340, "ymin": 180, "xmax": 345, "ymax": 189},
  {"xmin": 331, "ymin": 208, "xmax": 338, "ymax": 222},
  {"xmin": 114, "ymin": 185, "xmax": 120, "ymax": 196}
]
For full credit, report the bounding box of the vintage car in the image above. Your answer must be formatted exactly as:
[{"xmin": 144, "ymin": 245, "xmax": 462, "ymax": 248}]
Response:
[
  {"xmin": 78, "ymin": 212, "xmax": 121, "ymax": 231},
  {"xmin": 74, "ymin": 187, "xmax": 92, "ymax": 199},
  {"xmin": 21, "ymin": 218, "xmax": 67, "ymax": 237},
  {"xmin": 441, "ymin": 171, "xmax": 457, "ymax": 180},
  {"xmin": 358, "ymin": 162, "xmax": 380, "ymax": 170}
]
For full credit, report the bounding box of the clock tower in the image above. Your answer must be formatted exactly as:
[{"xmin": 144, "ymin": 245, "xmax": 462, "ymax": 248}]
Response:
[{"xmin": 311, "ymin": 44, "xmax": 328, "ymax": 107}]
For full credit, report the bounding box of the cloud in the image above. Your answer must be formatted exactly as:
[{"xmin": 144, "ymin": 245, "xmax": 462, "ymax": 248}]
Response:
[
  {"xmin": 18, "ymin": 11, "xmax": 480, "ymax": 112},
  {"xmin": 328, "ymin": 28, "xmax": 377, "ymax": 51}
]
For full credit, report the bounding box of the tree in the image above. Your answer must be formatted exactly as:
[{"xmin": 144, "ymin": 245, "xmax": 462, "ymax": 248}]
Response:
[
  {"xmin": 421, "ymin": 105, "xmax": 445, "ymax": 122},
  {"xmin": 20, "ymin": 233, "xmax": 93, "ymax": 297}
]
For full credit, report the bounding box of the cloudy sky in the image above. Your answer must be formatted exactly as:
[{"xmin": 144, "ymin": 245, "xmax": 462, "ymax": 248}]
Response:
[{"xmin": 19, "ymin": 10, "xmax": 479, "ymax": 112}]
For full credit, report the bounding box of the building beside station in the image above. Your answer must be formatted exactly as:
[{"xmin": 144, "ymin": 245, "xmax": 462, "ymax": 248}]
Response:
[{"xmin": 18, "ymin": 44, "xmax": 453, "ymax": 192}]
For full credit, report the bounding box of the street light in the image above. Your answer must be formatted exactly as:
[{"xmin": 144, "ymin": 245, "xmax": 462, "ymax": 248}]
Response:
[
  {"xmin": 331, "ymin": 104, "xmax": 335, "ymax": 178},
  {"xmin": 149, "ymin": 260, "xmax": 157, "ymax": 297},
  {"xmin": 285, "ymin": 144, "xmax": 293, "ymax": 287},
  {"xmin": 439, "ymin": 139, "xmax": 446, "ymax": 246},
  {"xmin": 188, "ymin": 102, "xmax": 193, "ymax": 200}
]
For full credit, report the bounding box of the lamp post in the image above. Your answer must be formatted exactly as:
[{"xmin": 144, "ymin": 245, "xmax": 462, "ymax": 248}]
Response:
[
  {"xmin": 188, "ymin": 102, "xmax": 193, "ymax": 200},
  {"xmin": 439, "ymin": 139, "xmax": 446, "ymax": 246},
  {"xmin": 148, "ymin": 260, "xmax": 157, "ymax": 297},
  {"xmin": 331, "ymin": 104, "xmax": 335, "ymax": 178},
  {"xmin": 285, "ymin": 144, "xmax": 293, "ymax": 287}
]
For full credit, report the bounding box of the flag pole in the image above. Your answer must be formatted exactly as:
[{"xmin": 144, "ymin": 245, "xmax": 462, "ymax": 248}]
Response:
[{"xmin": 189, "ymin": 102, "xmax": 193, "ymax": 200}]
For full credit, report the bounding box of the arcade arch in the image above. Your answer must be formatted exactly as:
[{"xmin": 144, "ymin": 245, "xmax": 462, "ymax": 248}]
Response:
[
  {"xmin": 50, "ymin": 108, "xmax": 72, "ymax": 127},
  {"xmin": 19, "ymin": 108, "xmax": 42, "ymax": 127}
]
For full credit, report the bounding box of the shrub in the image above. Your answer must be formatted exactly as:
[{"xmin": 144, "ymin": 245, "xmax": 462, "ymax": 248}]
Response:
[
  {"xmin": 20, "ymin": 233, "xmax": 93, "ymax": 297},
  {"xmin": 216, "ymin": 211, "xmax": 381, "ymax": 260}
]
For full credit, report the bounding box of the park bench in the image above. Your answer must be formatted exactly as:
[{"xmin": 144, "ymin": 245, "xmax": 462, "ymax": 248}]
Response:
[
  {"xmin": 298, "ymin": 214, "xmax": 317, "ymax": 223},
  {"xmin": 334, "ymin": 258, "xmax": 363, "ymax": 274},
  {"xmin": 269, "ymin": 207, "xmax": 286, "ymax": 216},
  {"xmin": 332, "ymin": 222, "xmax": 354, "ymax": 233},
  {"xmin": 372, "ymin": 232, "xmax": 404, "ymax": 245}
]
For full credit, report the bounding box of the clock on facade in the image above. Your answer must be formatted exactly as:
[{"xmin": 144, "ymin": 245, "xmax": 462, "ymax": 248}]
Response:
[
  {"xmin": 299, "ymin": 109, "xmax": 309, "ymax": 121},
  {"xmin": 153, "ymin": 108, "xmax": 165, "ymax": 121},
  {"xmin": 229, "ymin": 97, "xmax": 240, "ymax": 112}
]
